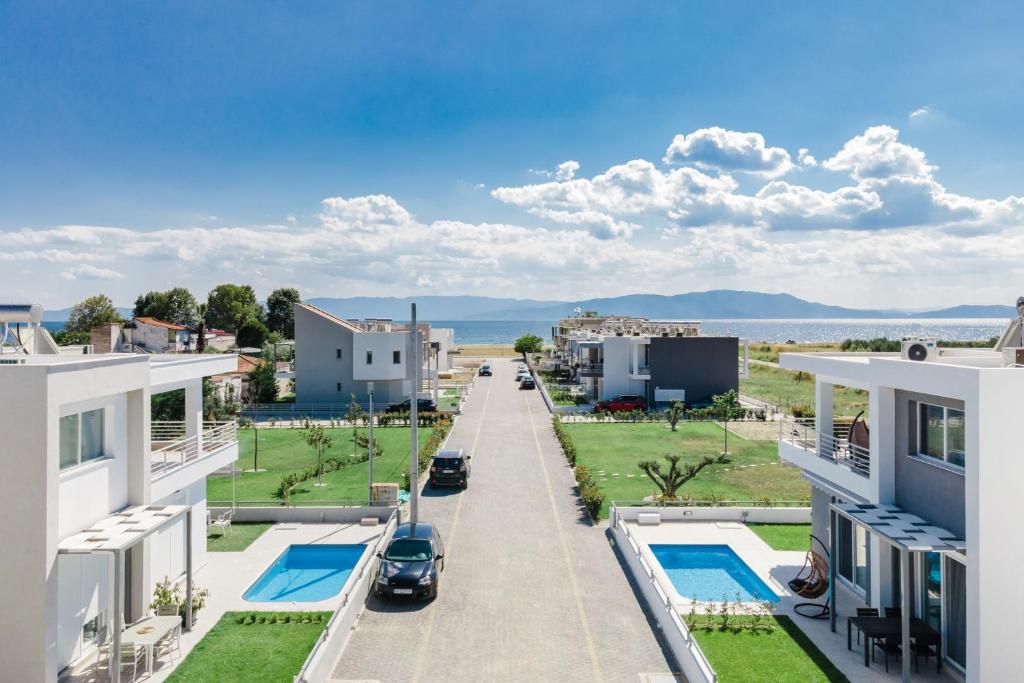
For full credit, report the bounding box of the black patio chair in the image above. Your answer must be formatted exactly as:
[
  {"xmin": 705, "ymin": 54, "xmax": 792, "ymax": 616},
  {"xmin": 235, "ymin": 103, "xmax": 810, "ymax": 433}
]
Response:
[
  {"xmin": 912, "ymin": 633, "xmax": 941, "ymax": 674},
  {"xmin": 873, "ymin": 636, "xmax": 902, "ymax": 673}
]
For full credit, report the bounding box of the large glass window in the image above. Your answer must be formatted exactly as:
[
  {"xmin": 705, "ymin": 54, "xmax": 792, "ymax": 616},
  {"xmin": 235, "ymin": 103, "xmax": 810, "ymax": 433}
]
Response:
[
  {"xmin": 59, "ymin": 408, "xmax": 106, "ymax": 470},
  {"xmin": 834, "ymin": 512, "xmax": 870, "ymax": 594},
  {"xmin": 945, "ymin": 557, "xmax": 967, "ymax": 670},
  {"xmin": 854, "ymin": 525, "xmax": 870, "ymax": 591},
  {"xmin": 59, "ymin": 414, "xmax": 79, "ymax": 470},
  {"xmin": 921, "ymin": 551, "xmax": 942, "ymax": 632},
  {"xmin": 918, "ymin": 403, "xmax": 966, "ymax": 468}
]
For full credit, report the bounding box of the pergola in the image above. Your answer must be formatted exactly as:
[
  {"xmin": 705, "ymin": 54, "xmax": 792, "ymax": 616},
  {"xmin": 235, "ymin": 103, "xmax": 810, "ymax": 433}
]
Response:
[
  {"xmin": 58, "ymin": 504, "xmax": 193, "ymax": 683},
  {"xmin": 830, "ymin": 502, "xmax": 966, "ymax": 682}
]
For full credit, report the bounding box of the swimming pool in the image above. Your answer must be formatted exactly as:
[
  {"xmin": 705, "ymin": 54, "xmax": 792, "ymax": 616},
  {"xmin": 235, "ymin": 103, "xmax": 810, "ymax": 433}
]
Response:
[
  {"xmin": 649, "ymin": 544, "xmax": 779, "ymax": 603},
  {"xmin": 243, "ymin": 544, "xmax": 366, "ymax": 603}
]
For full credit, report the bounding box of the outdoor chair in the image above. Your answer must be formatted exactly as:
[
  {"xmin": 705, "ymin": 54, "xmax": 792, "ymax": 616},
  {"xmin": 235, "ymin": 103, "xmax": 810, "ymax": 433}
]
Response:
[
  {"xmin": 885, "ymin": 606, "xmax": 902, "ymax": 619},
  {"xmin": 789, "ymin": 535, "xmax": 831, "ymax": 619},
  {"xmin": 154, "ymin": 623, "xmax": 181, "ymax": 666},
  {"xmin": 873, "ymin": 636, "xmax": 902, "ymax": 673},
  {"xmin": 119, "ymin": 643, "xmax": 146, "ymax": 681},
  {"xmin": 155, "ymin": 604, "xmax": 180, "ymax": 617},
  {"xmin": 854, "ymin": 607, "xmax": 879, "ymax": 645},
  {"xmin": 912, "ymin": 633, "xmax": 941, "ymax": 673},
  {"xmin": 210, "ymin": 510, "xmax": 233, "ymax": 536}
]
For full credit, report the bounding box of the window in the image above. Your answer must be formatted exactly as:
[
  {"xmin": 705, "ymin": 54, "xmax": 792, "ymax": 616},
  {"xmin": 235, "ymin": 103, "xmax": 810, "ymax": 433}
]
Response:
[
  {"xmin": 336, "ymin": 382, "xmax": 342, "ymax": 392},
  {"xmin": 82, "ymin": 612, "xmax": 104, "ymax": 644},
  {"xmin": 834, "ymin": 511, "xmax": 870, "ymax": 594},
  {"xmin": 918, "ymin": 403, "xmax": 966, "ymax": 468},
  {"xmin": 393, "ymin": 350, "xmax": 401, "ymax": 364},
  {"xmin": 59, "ymin": 408, "xmax": 106, "ymax": 470},
  {"xmin": 366, "ymin": 351, "xmax": 373, "ymax": 365},
  {"xmin": 336, "ymin": 348, "xmax": 342, "ymax": 359}
]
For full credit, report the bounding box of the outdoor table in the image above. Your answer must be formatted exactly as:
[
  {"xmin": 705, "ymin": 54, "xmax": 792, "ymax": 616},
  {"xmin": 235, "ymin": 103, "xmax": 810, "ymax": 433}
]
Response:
[
  {"xmin": 122, "ymin": 615, "xmax": 182, "ymax": 674},
  {"xmin": 847, "ymin": 615, "xmax": 939, "ymax": 667}
]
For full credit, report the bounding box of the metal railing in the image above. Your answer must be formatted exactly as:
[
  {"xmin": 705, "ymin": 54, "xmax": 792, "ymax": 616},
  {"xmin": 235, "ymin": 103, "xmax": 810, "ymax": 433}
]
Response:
[
  {"xmin": 208, "ymin": 499, "xmax": 378, "ymax": 509},
  {"xmin": 778, "ymin": 417, "xmax": 870, "ymax": 478},
  {"xmin": 611, "ymin": 498, "xmax": 811, "ymax": 509},
  {"xmin": 611, "ymin": 506, "xmax": 717, "ymax": 683},
  {"xmin": 151, "ymin": 421, "xmax": 237, "ymax": 477}
]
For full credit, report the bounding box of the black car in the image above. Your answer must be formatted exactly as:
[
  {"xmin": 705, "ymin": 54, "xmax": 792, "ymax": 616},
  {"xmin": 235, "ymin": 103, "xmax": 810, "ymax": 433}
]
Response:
[
  {"xmin": 385, "ymin": 398, "xmax": 439, "ymax": 414},
  {"xmin": 519, "ymin": 375, "xmax": 536, "ymax": 389},
  {"xmin": 478, "ymin": 364, "xmax": 492, "ymax": 376},
  {"xmin": 430, "ymin": 449, "xmax": 471, "ymax": 488},
  {"xmin": 375, "ymin": 522, "xmax": 444, "ymax": 600}
]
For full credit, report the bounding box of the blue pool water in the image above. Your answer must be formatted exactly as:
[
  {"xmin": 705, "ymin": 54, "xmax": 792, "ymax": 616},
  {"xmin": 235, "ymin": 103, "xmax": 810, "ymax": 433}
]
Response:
[
  {"xmin": 243, "ymin": 544, "xmax": 366, "ymax": 603},
  {"xmin": 650, "ymin": 544, "xmax": 779, "ymax": 602}
]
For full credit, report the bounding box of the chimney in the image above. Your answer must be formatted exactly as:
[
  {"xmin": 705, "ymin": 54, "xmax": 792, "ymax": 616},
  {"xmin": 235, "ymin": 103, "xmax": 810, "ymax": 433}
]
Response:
[{"xmin": 90, "ymin": 323, "xmax": 123, "ymax": 353}]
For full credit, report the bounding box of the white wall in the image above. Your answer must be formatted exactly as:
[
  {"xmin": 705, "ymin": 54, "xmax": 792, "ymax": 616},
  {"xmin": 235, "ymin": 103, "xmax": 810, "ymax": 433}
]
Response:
[
  {"xmin": 600, "ymin": 337, "xmax": 647, "ymax": 400},
  {"xmin": 56, "ymin": 553, "xmax": 111, "ymax": 670},
  {"xmin": 352, "ymin": 332, "xmax": 408, "ymax": 381},
  {"xmin": 150, "ymin": 479, "xmax": 207, "ymax": 600},
  {"xmin": 430, "ymin": 328, "xmax": 455, "ymax": 372}
]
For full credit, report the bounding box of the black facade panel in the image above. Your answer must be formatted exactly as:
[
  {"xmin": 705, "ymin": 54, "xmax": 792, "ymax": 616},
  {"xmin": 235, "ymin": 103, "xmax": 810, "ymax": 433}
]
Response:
[{"xmin": 648, "ymin": 336, "xmax": 738, "ymax": 405}]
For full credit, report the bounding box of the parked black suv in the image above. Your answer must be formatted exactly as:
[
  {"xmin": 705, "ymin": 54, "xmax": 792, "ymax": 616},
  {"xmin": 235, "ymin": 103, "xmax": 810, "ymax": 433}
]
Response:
[
  {"xmin": 375, "ymin": 522, "xmax": 444, "ymax": 600},
  {"xmin": 385, "ymin": 398, "xmax": 439, "ymax": 413},
  {"xmin": 430, "ymin": 449, "xmax": 471, "ymax": 488},
  {"xmin": 479, "ymin": 363, "xmax": 492, "ymax": 376}
]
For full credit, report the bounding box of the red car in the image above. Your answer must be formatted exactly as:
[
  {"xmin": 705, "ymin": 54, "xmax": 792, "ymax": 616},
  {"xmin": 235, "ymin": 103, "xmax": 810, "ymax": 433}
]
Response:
[{"xmin": 594, "ymin": 394, "xmax": 647, "ymax": 412}]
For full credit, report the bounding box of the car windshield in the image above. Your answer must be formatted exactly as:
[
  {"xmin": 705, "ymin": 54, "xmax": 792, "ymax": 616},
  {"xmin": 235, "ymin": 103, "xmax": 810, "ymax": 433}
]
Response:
[
  {"xmin": 434, "ymin": 457, "xmax": 463, "ymax": 468},
  {"xmin": 384, "ymin": 538, "xmax": 433, "ymax": 561}
]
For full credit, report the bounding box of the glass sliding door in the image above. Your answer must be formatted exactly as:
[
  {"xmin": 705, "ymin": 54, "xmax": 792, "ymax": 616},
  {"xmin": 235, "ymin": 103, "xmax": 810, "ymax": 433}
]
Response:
[
  {"xmin": 854, "ymin": 525, "xmax": 869, "ymax": 592},
  {"xmin": 833, "ymin": 512, "xmax": 869, "ymax": 595},
  {"xmin": 944, "ymin": 557, "xmax": 967, "ymax": 671}
]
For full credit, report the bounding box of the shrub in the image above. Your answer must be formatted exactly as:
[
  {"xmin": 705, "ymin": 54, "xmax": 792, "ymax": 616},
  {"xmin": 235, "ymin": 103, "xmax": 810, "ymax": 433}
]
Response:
[
  {"xmin": 790, "ymin": 403, "xmax": 815, "ymax": 418},
  {"xmin": 578, "ymin": 479, "xmax": 605, "ymax": 519},
  {"xmin": 573, "ymin": 464, "xmax": 591, "ymax": 483}
]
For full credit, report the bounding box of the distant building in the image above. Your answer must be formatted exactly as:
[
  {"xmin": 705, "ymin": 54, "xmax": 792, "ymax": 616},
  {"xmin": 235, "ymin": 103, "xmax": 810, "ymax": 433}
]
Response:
[
  {"xmin": 129, "ymin": 317, "xmax": 194, "ymax": 353},
  {"xmin": 293, "ymin": 303, "xmax": 449, "ymax": 405}
]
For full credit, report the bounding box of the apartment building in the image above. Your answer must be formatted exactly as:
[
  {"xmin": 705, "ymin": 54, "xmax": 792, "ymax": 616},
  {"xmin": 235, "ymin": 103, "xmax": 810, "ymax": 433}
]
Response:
[
  {"xmin": 293, "ymin": 303, "xmax": 453, "ymax": 405},
  {"xmin": 777, "ymin": 331, "xmax": 1024, "ymax": 681},
  {"xmin": 555, "ymin": 317, "xmax": 740, "ymax": 405},
  {"xmin": 0, "ymin": 306, "xmax": 238, "ymax": 680}
]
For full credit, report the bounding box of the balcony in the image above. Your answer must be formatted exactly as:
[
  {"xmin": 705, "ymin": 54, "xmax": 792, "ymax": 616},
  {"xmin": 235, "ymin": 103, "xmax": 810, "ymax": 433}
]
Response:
[
  {"xmin": 779, "ymin": 418, "xmax": 871, "ymax": 499},
  {"xmin": 150, "ymin": 421, "xmax": 238, "ymax": 498},
  {"xmin": 578, "ymin": 362, "xmax": 604, "ymax": 377},
  {"xmin": 629, "ymin": 364, "xmax": 651, "ymax": 378}
]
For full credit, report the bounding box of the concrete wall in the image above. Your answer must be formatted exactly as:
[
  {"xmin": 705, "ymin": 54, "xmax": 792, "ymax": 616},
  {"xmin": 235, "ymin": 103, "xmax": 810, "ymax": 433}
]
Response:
[
  {"xmin": 893, "ymin": 389, "xmax": 966, "ymax": 537},
  {"xmin": 600, "ymin": 337, "xmax": 647, "ymax": 400},
  {"xmin": 295, "ymin": 304, "xmax": 356, "ymax": 403},
  {"xmin": 612, "ymin": 506, "xmax": 811, "ymax": 524},
  {"xmin": 649, "ymin": 336, "xmax": 738, "ymax": 405},
  {"xmin": 208, "ymin": 506, "xmax": 398, "ymax": 524},
  {"xmin": 352, "ymin": 332, "xmax": 408, "ymax": 381},
  {"xmin": 133, "ymin": 322, "xmax": 175, "ymax": 353}
]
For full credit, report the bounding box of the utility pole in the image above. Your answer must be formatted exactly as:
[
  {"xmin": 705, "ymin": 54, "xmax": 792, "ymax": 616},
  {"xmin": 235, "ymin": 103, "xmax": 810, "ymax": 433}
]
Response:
[
  {"xmin": 409, "ymin": 303, "xmax": 420, "ymax": 524},
  {"xmin": 367, "ymin": 382, "xmax": 374, "ymax": 504}
]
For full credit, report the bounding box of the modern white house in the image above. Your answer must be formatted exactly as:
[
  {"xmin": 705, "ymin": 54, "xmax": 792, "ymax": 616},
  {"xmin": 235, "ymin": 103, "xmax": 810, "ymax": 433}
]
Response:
[
  {"xmin": 777, "ymin": 325, "xmax": 1024, "ymax": 681},
  {"xmin": 293, "ymin": 303, "xmax": 449, "ymax": 406},
  {"xmin": 556, "ymin": 317, "xmax": 743, "ymax": 405},
  {"xmin": 0, "ymin": 306, "xmax": 238, "ymax": 681}
]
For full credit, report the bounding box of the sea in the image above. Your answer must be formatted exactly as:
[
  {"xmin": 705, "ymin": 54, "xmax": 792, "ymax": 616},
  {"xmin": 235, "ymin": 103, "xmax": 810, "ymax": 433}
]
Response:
[{"xmin": 43, "ymin": 318, "xmax": 1009, "ymax": 345}]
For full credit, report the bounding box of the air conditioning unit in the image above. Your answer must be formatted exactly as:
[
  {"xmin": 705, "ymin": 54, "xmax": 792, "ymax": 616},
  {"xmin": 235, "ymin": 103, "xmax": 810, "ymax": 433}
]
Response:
[{"xmin": 902, "ymin": 338, "xmax": 937, "ymax": 362}]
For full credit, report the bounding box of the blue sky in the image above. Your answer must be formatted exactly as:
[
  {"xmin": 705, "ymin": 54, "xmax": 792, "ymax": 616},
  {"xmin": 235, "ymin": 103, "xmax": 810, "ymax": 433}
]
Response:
[{"xmin": 2, "ymin": 2, "xmax": 1024, "ymax": 308}]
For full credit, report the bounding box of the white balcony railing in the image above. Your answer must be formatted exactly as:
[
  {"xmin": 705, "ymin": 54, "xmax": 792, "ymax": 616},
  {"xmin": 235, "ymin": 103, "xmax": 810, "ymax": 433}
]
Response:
[
  {"xmin": 151, "ymin": 421, "xmax": 237, "ymax": 477},
  {"xmin": 779, "ymin": 417, "xmax": 870, "ymax": 478}
]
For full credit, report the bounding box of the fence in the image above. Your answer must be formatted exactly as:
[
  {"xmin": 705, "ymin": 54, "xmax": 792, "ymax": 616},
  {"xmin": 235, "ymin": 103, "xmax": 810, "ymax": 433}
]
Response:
[
  {"xmin": 208, "ymin": 502, "xmax": 398, "ymax": 524},
  {"xmin": 293, "ymin": 509, "xmax": 400, "ymax": 683},
  {"xmin": 610, "ymin": 505, "xmax": 718, "ymax": 683},
  {"xmin": 778, "ymin": 416, "xmax": 870, "ymax": 477}
]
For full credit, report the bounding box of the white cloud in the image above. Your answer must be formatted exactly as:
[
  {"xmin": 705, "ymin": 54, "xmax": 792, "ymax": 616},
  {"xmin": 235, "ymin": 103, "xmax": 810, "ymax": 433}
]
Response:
[
  {"xmin": 61, "ymin": 264, "xmax": 124, "ymax": 281},
  {"xmin": 909, "ymin": 105, "xmax": 931, "ymax": 119},
  {"xmin": 797, "ymin": 148, "xmax": 817, "ymax": 167},
  {"xmin": 823, "ymin": 125, "xmax": 935, "ymax": 180},
  {"xmin": 554, "ymin": 160, "xmax": 580, "ymax": 181},
  {"xmin": 5, "ymin": 124, "xmax": 1024, "ymax": 309},
  {"xmin": 664, "ymin": 127, "xmax": 794, "ymax": 178}
]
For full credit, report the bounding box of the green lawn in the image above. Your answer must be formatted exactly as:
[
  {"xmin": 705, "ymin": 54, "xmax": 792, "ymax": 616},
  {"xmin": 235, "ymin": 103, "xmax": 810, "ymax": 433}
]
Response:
[
  {"xmin": 740, "ymin": 363, "xmax": 868, "ymax": 417},
  {"xmin": 207, "ymin": 427, "xmax": 432, "ymax": 503},
  {"xmin": 207, "ymin": 522, "xmax": 273, "ymax": 552},
  {"xmin": 693, "ymin": 616, "xmax": 848, "ymax": 682},
  {"xmin": 563, "ymin": 422, "xmax": 810, "ymax": 518},
  {"xmin": 166, "ymin": 612, "xmax": 330, "ymax": 683},
  {"xmin": 746, "ymin": 523, "xmax": 813, "ymax": 551}
]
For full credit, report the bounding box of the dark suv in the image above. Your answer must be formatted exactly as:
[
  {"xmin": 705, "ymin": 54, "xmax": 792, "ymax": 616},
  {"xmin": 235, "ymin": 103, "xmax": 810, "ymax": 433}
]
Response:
[
  {"xmin": 479, "ymin": 364, "xmax": 492, "ymax": 376},
  {"xmin": 375, "ymin": 522, "xmax": 444, "ymax": 600},
  {"xmin": 385, "ymin": 398, "xmax": 439, "ymax": 414},
  {"xmin": 430, "ymin": 449, "xmax": 471, "ymax": 488}
]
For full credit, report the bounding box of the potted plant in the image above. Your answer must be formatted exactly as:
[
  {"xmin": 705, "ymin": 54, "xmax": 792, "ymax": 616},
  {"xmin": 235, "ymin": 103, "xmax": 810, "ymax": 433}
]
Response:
[{"xmin": 150, "ymin": 576, "xmax": 210, "ymax": 626}]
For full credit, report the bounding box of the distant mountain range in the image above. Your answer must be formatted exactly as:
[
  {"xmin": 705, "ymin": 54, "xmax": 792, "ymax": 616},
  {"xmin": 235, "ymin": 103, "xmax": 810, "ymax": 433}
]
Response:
[
  {"xmin": 40, "ymin": 291, "xmax": 1015, "ymax": 322},
  {"xmin": 302, "ymin": 291, "xmax": 1017, "ymax": 321}
]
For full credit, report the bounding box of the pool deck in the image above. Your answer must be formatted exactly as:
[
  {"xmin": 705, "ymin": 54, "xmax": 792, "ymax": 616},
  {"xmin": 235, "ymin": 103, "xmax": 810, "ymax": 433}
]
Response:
[
  {"xmin": 625, "ymin": 520, "xmax": 959, "ymax": 682},
  {"xmin": 147, "ymin": 522, "xmax": 384, "ymax": 682}
]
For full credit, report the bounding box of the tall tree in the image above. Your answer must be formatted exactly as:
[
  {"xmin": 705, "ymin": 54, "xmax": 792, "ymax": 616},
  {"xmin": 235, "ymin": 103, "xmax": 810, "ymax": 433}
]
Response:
[
  {"xmin": 66, "ymin": 294, "xmax": 123, "ymax": 333},
  {"xmin": 204, "ymin": 284, "xmax": 263, "ymax": 333},
  {"xmin": 236, "ymin": 316, "xmax": 269, "ymax": 348},
  {"xmin": 711, "ymin": 389, "xmax": 746, "ymax": 455},
  {"xmin": 247, "ymin": 360, "xmax": 278, "ymax": 403},
  {"xmin": 132, "ymin": 287, "xmax": 199, "ymax": 326},
  {"xmin": 265, "ymin": 287, "xmax": 301, "ymax": 338}
]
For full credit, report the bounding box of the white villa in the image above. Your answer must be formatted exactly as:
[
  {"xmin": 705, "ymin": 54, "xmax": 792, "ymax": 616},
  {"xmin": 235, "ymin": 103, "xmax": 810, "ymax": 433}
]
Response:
[
  {"xmin": 0, "ymin": 305, "xmax": 238, "ymax": 681},
  {"xmin": 777, "ymin": 321, "xmax": 1024, "ymax": 681}
]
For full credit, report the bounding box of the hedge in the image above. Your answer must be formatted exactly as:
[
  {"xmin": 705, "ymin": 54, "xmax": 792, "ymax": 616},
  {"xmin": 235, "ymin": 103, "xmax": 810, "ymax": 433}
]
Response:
[{"xmin": 552, "ymin": 416, "xmax": 604, "ymax": 520}]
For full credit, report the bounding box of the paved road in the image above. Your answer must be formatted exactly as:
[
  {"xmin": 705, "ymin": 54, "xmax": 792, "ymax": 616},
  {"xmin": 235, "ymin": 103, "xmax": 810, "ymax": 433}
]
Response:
[{"xmin": 331, "ymin": 358, "xmax": 674, "ymax": 683}]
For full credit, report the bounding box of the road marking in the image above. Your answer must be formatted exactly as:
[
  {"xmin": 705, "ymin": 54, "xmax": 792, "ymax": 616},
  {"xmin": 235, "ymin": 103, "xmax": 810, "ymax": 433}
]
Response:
[
  {"xmin": 524, "ymin": 391, "xmax": 605, "ymax": 683},
  {"xmin": 409, "ymin": 360, "xmax": 495, "ymax": 683}
]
